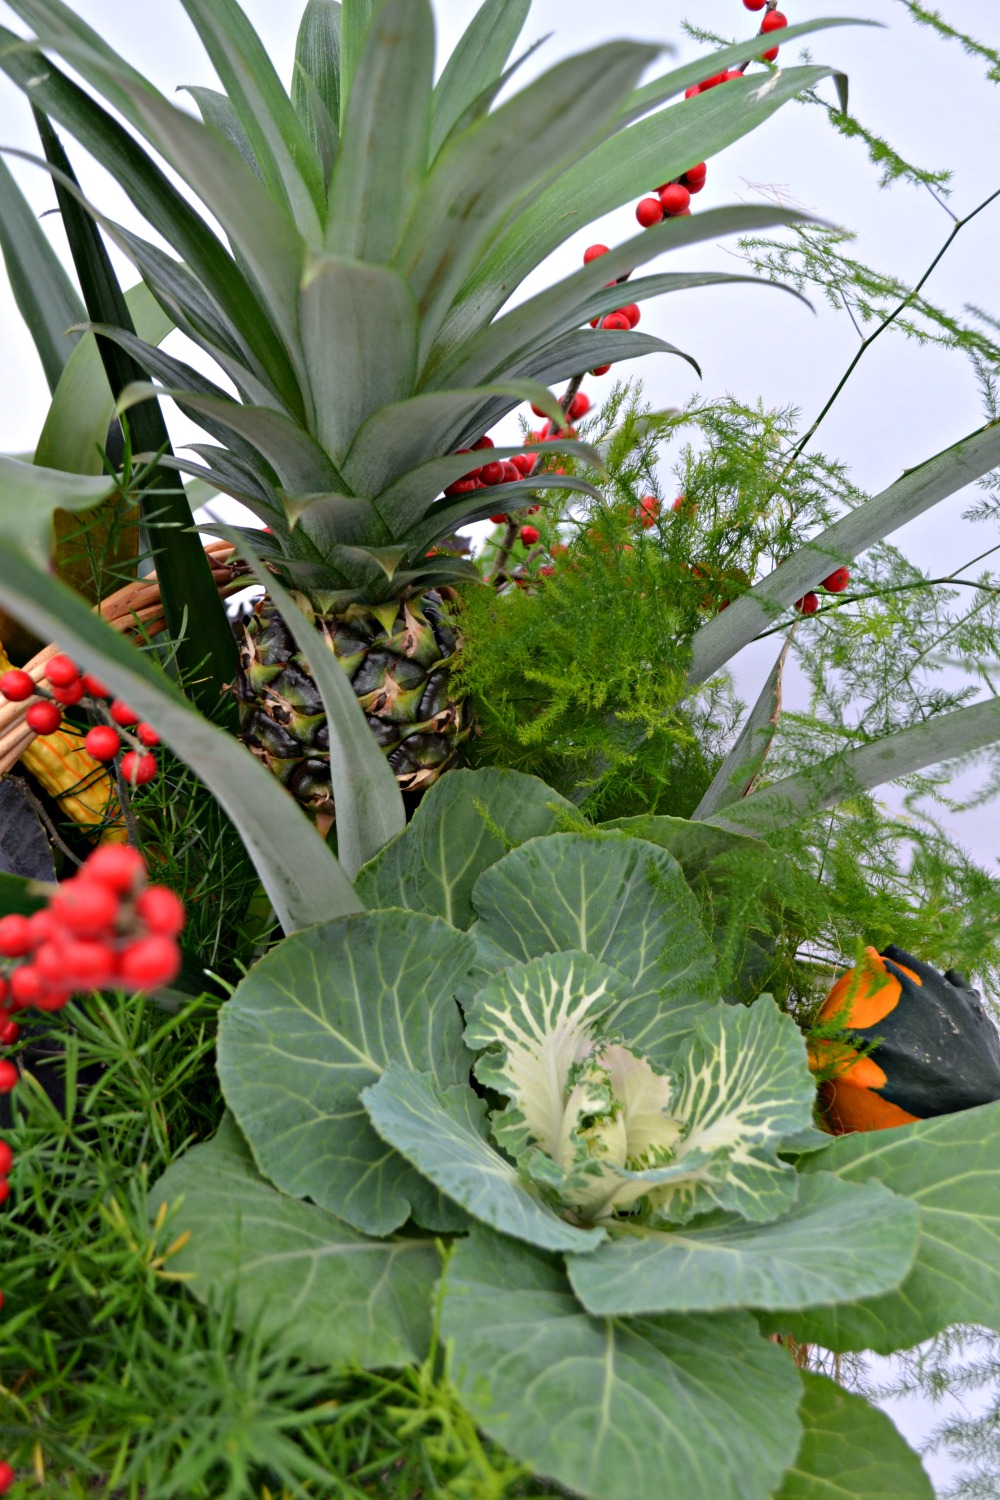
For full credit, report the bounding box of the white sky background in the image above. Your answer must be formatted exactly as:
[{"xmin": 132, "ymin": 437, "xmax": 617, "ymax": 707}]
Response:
[{"xmin": 0, "ymin": 0, "xmax": 999, "ymax": 1490}]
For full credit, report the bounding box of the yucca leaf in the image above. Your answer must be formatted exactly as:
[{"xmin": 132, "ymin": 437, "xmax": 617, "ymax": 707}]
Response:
[
  {"xmin": 0, "ymin": 31, "xmax": 304, "ymax": 411},
  {"xmin": 326, "ymin": 0, "xmax": 434, "ymax": 265},
  {"xmin": 339, "ymin": 0, "xmax": 381, "ymax": 124},
  {"xmin": 440, "ymin": 64, "xmax": 843, "ymax": 359},
  {"xmin": 429, "ymin": 0, "xmax": 530, "ymax": 158},
  {"xmin": 692, "ymin": 643, "xmax": 788, "ymax": 820},
  {"xmin": 293, "ymin": 0, "xmax": 342, "ymax": 143},
  {"xmin": 183, "ymin": 86, "xmax": 260, "ymax": 177},
  {"xmin": 0, "ymin": 154, "xmax": 84, "ymax": 392},
  {"xmin": 177, "ymin": 0, "xmax": 326, "ymax": 238},
  {"xmin": 0, "ymin": 545, "xmax": 361, "ymax": 930},
  {"xmin": 709, "ymin": 696, "xmax": 1000, "ymax": 835},
  {"xmin": 396, "ymin": 38, "xmax": 658, "ymax": 361},
  {"xmin": 226, "ymin": 531, "xmax": 405, "ymax": 879},
  {"xmin": 688, "ymin": 420, "xmax": 1000, "ymax": 686},
  {"xmin": 300, "ymin": 256, "xmax": 417, "ymax": 466}
]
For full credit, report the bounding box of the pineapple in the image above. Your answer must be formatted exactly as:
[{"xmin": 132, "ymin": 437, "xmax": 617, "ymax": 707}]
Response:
[{"xmin": 0, "ymin": 0, "xmax": 805, "ymax": 816}]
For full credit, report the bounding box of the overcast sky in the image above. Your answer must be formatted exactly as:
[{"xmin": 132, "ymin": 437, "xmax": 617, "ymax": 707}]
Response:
[{"xmin": 0, "ymin": 3, "xmax": 998, "ymax": 1487}]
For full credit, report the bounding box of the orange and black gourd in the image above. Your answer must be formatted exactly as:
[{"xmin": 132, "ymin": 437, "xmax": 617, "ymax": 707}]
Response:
[{"xmin": 811, "ymin": 944, "xmax": 1000, "ymax": 1134}]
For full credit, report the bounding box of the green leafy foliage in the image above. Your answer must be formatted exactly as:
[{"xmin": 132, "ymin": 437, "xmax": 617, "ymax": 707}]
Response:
[{"xmin": 775, "ymin": 1372, "xmax": 934, "ymax": 1500}]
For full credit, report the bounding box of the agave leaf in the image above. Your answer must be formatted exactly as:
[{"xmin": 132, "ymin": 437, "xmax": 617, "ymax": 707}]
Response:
[
  {"xmin": 300, "ymin": 256, "xmax": 417, "ymax": 465},
  {"xmin": 0, "ymin": 546, "xmax": 360, "ymax": 931},
  {"xmin": 440, "ymin": 64, "xmax": 844, "ymax": 360},
  {"xmin": 691, "ymin": 642, "xmax": 788, "ymax": 820},
  {"xmin": 325, "ymin": 0, "xmax": 434, "ymax": 265},
  {"xmin": 395, "ymin": 39, "xmax": 659, "ymax": 360},
  {"xmin": 183, "ymin": 85, "xmax": 260, "ymax": 177},
  {"xmin": 707, "ymin": 697, "xmax": 1000, "ymax": 836},
  {"xmin": 338, "ymin": 0, "xmax": 381, "ymax": 126},
  {"xmin": 689, "ymin": 420, "xmax": 1000, "ymax": 685},
  {"xmin": 177, "ymin": 0, "xmax": 326, "ymax": 237},
  {"xmin": 429, "ymin": 0, "xmax": 531, "ymax": 158},
  {"xmin": 292, "ymin": 0, "xmax": 342, "ymax": 149},
  {"xmin": 0, "ymin": 154, "xmax": 84, "ymax": 393},
  {"xmin": 0, "ymin": 33, "xmax": 303, "ymax": 411},
  {"xmin": 227, "ymin": 530, "xmax": 405, "ymax": 878}
]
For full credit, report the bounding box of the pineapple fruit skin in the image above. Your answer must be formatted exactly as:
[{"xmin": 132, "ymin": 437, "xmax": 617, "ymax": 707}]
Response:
[{"xmin": 234, "ymin": 591, "xmax": 468, "ymax": 819}]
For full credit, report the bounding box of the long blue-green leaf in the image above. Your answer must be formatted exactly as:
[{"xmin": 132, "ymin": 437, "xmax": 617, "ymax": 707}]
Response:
[
  {"xmin": 0, "ymin": 546, "xmax": 360, "ymax": 931},
  {"xmin": 692, "ymin": 642, "xmax": 788, "ymax": 820},
  {"xmin": 292, "ymin": 0, "xmax": 341, "ymax": 166},
  {"xmin": 0, "ymin": 32, "xmax": 302, "ymax": 411},
  {"xmin": 338, "ymin": 0, "xmax": 380, "ymax": 125},
  {"xmin": 326, "ymin": 0, "xmax": 433, "ymax": 265},
  {"xmin": 183, "ymin": 85, "xmax": 260, "ymax": 177},
  {"xmin": 228, "ymin": 531, "xmax": 405, "ymax": 879},
  {"xmin": 709, "ymin": 696, "xmax": 1000, "ymax": 835},
  {"xmin": 178, "ymin": 0, "xmax": 325, "ymax": 238},
  {"xmin": 82, "ymin": 323, "xmax": 282, "ymax": 419},
  {"xmin": 486, "ymin": 328, "xmax": 695, "ymax": 399},
  {"xmin": 688, "ymin": 420, "xmax": 1000, "ymax": 686},
  {"xmin": 300, "ymin": 256, "xmax": 416, "ymax": 465},
  {"xmin": 430, "ymin": 210, "xmax": 809, "ymax": 389},
  {"xmin": 396, "ymin": 39, "xmax": 658, "ymax": 360},
  {"xmin": 438, "ymin": 64, "xmax": 844, "ymax": 361},
  {"xmin": 0, "ymin": 154, "xmax": 84, "ymax": 391},
  {"xmin": 408, "ymin": 474, "xmax": 604, "ymax": 553},
  {"xmin": 429, "ymin": 0, "xmax": 530, "ymax": 157}
]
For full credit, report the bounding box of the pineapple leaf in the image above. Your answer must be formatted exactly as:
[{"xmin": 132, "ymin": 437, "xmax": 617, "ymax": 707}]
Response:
[
  {"xmin": 411, "ymin": 474, "xmax": 605, "ymax": 553},
  {"xmin": 0, "ymin": 32, "xmax": 303, "ymax": 410},
  {"xmin": 82, "ymin": 320, "xmax": 292, "ymax": 416},
  {"xmin": 183, "ymin": 86, "xmax": 260, "ymax": 178},
  {"xmin": 295, "ymin": 69, "xmax": 340, "ymax": 189},
  {"xmin": 707, "ymin": 696, "xmax": 1000, "ymax": 836},
  {"xmin": 300, "ymin": 256, "xmax": 417, "ymax": 466},
  {"xmin": 292, "ymin": 0, "xmax": 342, "ymax": 148},
  {"xmin": 0, "ymin": 544, "xmax": 362, "ymax": 931},
  {"xmin": 228, "ymin": 530, "xmax": 406, "ymax": 879},
  {"xmin": 491, "ymin": 329, "xmax": 697, "ymax": 403},
  {"xmin": 0, "ymin": 153, "xmax": 84, "ymax": 393},
  {"xmin": 338, "ymin": 0, "xmax": 381, "ymax": 126},
  {"xmin": 691, "ymin": 642, "xmax": 789, "ymax": 820},
  {"xmin": 177, "ymin": 0, "xmax": 326, "ymax": 238},
  {"xmin": 325, "ymin": 0, "xmax": 434, "ymax": 264},
  {"xmin": 396, "ymin": 38, "xmax": 659, "ymax": 361},
  {"xmin": 429, "ymin": 0, "xmax": 530, "ymax": 158},
  {"xmin": 688, "ymin": 419, "xmax": 1000, "ymax": 686}
]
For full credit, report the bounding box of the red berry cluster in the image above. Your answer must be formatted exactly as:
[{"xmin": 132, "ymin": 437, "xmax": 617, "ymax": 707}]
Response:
[
  {"xmin": 0, "ymin": 656, "xmax": 161, "ymax": 787},
  {"xmin": 794, "ymin": 566, "xmax": 852, "ymax": 615},
  {"xmin": 443, "ymin": 434, "xmax": 536, "ymax": 501},
  {"xmin": 634, "ymin": 164, "xmax": 706, "ymax": 230}
]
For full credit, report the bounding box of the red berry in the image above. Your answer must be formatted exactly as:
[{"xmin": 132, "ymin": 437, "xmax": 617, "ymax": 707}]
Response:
[
  {"xmin": 471, "ymin": 436, "xmax": 494, "ymax": 451},
  {"xmin": 672, "ymin": 495, "xmax": 692, "ymax": 513},
  {"xmin": 0, "ymin": 1179, "xmax": 9, "ymax": 1206},
  {"xmin": 0, "ymin": 668, "xmax": 34, "ymax": 702},
  {"xmin": 618, "ymin": 304, "xmax": 641, "ymax": 329},
  {"xmin": 635, "ymin": 197, "xmax": 664, "ymax": 228},
  {"xmin": 539, "ymin": 566, "xmax": 555, "ymax": 577},
  {"xmin": 26, "ymin": 701, "xmax": 62, "ymax": 736},
  {"xmin": 119, "ymin": 935, "xmax": 181, "ymax": 991},
  {"xmin": 45, "ymin": 653, "xmax": 79, "ymax": 688},
  {"xmin": 683, "ymin": 164, "xmax": 708, "ymax": 192},
  {"xmin": 63, "ymin": 939, "xmax": 117, "ymax": 989},
  {"xmin": 0, "ymin": 1141, "xmax": 12, "ymax": 1174},
  {"xmin": 684, "ymin": 84, "xmax": 701, "ymax": 98},
  {"xmin": 720, "ymin": 69, "xmax": 744, "ymax": 83},
  {"xmin": 511, "ymin": 454, "xmax": 535, "ymax": 475},
  {"xmin": 500, "ymin": 461, "xmax": 520, "ymax": 483},
  {"xmin": 81, "ymin": 844, "xmax": 146, "ymax": 895},
  {"xmin": 601, "ymin": 312, "xmax": 632, "ymax": 332},
  {"xmin": 479, "ymin": 461, "xmax": 505, "ymax": 486},
  {"xmin": 520, "ymin": 525, "xmax": 541, "ymax": 546},
  {"xmin": 33, "ymin": 983, "xmax": 71, "ymax": 1013},
  {"xmin": 52, "ymin": 878, "xmax": 120, "ymax": 935},
  {"xmin": 637, "ymin": 496, "xmax": 661, "ymax": 528},
  {"xmin": 821, "ymin": 567, "xmax": 851, "ymax": 593},
  {"xmin": 84, "ymin": 726, "xmax": 121, "ymax": 761},
  {"xmin": 0, "ymin": 915, "xmax": 33, "ymax": 959},
  {"xmin": 135, "ymin": 885, "xmax": 186, "ymax": 939},
  {"xmin": 81, "ymin": 672, "xmax": 111, "ymax": 699},
  {"xmin": 121, "ymin": 751, "xmax": 157, "ymax": 786},
  {"xmin": 591, "ymin": 364, "xmax": 612, "ymax": 377},
  {"xmin": 760, "ymin": 45, "xmax": 779, "ymax": 61},
  {"xmin": 109, "ymin": 699, "xmax": 139, "ymax": 727},
  {"xmin": 659, "ymin": 182, "xmax": 691, "ymax": 216},
  {"xmin": 51, "ymin": 678, "xmax": 85, "ymax": 706},
  {"xmin": 0, "ymin": 1019, "xmax": 18, "ymax": 1046},
  {"xmin": 443, "ymin": 478, "xmax": 478, "ymax": 497},
  {"xmin": 529, "ymin": 402, "xmax": 550, "ymax": 418},
  {"xmin": 761, "ymin": 9, "xmax": 787, "ymax": 32},
  {"xmin": 0, "ymin": 1462, "xmax": 14, "ymax": 1493},
  {"xmin": 34, "ymin": 941, "xmax": 70, "ymax": 985},
  {"xmin": 744, "ymin": 0, "xmax": 767, "ymax": 8},
  {"xmin": 795, "ymin": 593, "xmax": 820, "ymax": 615},
  {"xmin": 26, "ymin": 910, "xmax": 56, "ymax": 945},
  {"xmin": 583, "ymin": 244, "xmax": 609, "ymax": 264},
  {"xmin": 568, "ymin": 392, "xmax": 591, "ymax": 421},
  {"xmin": 0, "ymin": 1060, "xmax": 18, "ymax": 1093},
  {"xmin": 489, "ymin": 514, "xmax": 508, "ymax": 525}
]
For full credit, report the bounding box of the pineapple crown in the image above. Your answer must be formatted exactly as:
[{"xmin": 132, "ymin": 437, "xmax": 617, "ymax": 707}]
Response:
[{"xmin": 0, "ymin": 0, "xmax": 839, "ymax": 604}]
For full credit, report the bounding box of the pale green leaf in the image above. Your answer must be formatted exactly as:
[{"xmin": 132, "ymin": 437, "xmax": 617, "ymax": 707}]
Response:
[
  {"xmin": 217, "ymin": 910, "xmax": 475, "ymax": 1236},
  {"xmin": 183, "ymin": 85, "xmax": 259, "ymax": 177},
  {"xmin": 362, "ymin": 1064, "xmax": 604, "ymax": 1253},
  {"xmin": 0, "ymin": 456, "xmax": 114, "ymax": 564},
  {"xmin": 471, "ymin": 833, "xmax": 719, "ymax": 1053},
  {"xmin": 692, "ymin": 642, "xmax": 788, "ymax": 818},
  {"xmin": 0, "ymin": 153, "xmax": 84, "ymax": 392},
  {"xmin": 774, "ymin": 1373, "xmax": 933, "ymax": 1500},
  {"xmin": 355, "ymin": 767, "xmax": 576, "ymax": 927},
  {"xmin": 148, "ymin": 1114, "xmax": 437, "ymax": 1370},
  {"xmin": 292, "ymin": 0, "xmax": 341, "ymax": 147},
  {"xmin": 567, "ymin": 1173, "xmax": 919, "ymax": 1316},
  {"xmin": 338, "ymin": 0, "xmax": 380, "ymax": 125},
  {"xmin": 441, "ymin": 1226, "xmax": 803, "ymax": 1500},
  {"xmin": 429, "ymin": 0, "xmax": 530, "ymax": 158}
]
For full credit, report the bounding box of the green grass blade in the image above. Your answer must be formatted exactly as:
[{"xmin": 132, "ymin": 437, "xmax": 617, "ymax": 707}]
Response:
[
  {"xmin": 325, "ymin": 0, "xmax": 433, "ymax": 264},
  {"xmin": 688, "ymin": 420, "xmax": 1000, "ymax": 686},
  {"xmin": 228, "ymin": 531, "xmax": 406, "ymax": 880},
  {"xmin": 338, "ymin": 0, "xmax": 380, "ymax": 127},
  {"xmin": 177, "ymin": 0, "xmax": 326, "ymax": 238},
  {"xmin": 430, "ymin": 0, "xmax": 530, "ymax": 158},
  {"xmin": 0, "ymin": 545, "xmax": 361, "ymax": 931},
  {"xmin": 0, "ymin": 154, "xmax": 84, "ymax": 392},
  {"xmin": 292, "ymin": 0, "xmax": 341, "ymax": 168}
]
